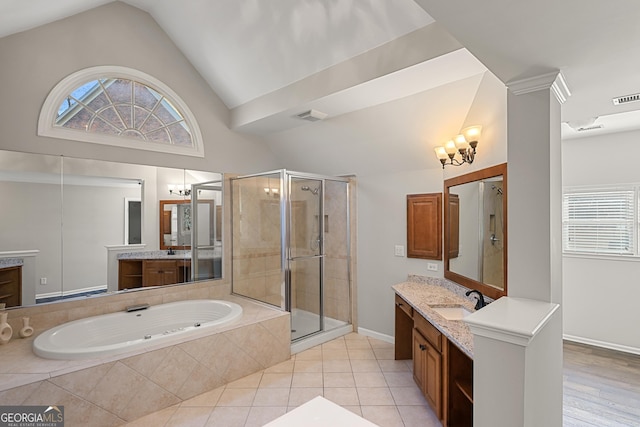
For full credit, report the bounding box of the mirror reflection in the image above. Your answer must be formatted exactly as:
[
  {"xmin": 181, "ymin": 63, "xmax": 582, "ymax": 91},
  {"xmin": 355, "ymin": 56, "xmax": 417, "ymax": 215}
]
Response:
[
  {"xmin": 0, "ymin": 150, "xmax": 223, "ymax": 309},
  {"xmin": 444, "ymin": 163, "xmax": 507, "ymax": 300}
]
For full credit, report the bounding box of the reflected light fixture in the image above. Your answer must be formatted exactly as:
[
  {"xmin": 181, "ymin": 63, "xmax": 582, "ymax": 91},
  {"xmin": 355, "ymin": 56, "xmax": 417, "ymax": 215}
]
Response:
[
  {"xmin": 263, "ymin": 187, "xmax": 279, "ymax": 198},
  {"xmin": 434, "ymin": 125, "xmax": 482, "ymax": 168},
  {"xmin": 168, "ymin": 184, "xmax": 191, "ymax": 197}
]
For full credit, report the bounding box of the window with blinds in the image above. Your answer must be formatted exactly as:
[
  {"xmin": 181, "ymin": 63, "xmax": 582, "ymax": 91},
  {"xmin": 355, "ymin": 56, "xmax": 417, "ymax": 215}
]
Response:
[{"xmin": 563, "ymin": 189, "xmax": 636, "ymax": 256}]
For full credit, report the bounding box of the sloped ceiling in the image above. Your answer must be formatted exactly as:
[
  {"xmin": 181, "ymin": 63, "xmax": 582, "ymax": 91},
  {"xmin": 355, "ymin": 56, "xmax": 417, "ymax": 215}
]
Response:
[{"xmin": 1, "ymin": 0, "xmax": 636, "ymax": 171}]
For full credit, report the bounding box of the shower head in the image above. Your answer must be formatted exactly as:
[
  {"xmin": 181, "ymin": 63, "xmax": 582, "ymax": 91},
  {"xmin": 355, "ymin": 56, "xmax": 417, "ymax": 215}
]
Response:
[{"xmin": 301, "ymin": 185, "xmax": 319, "ymax": 195}]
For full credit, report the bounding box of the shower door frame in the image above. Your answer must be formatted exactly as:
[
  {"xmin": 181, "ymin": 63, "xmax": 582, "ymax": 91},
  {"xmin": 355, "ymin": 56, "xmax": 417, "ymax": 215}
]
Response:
[
  {"xmin": 230, "ymin": 169, "xmax": 352, "ymax": 341},
  {"xmin": 284, "ymin": 171, "xmax": 351, "ymax": 341}
]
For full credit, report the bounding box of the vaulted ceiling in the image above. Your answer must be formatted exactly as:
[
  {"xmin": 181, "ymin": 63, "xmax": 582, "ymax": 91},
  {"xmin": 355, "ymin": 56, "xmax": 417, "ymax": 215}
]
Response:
[{"xmin": 1, "ymin": 0, "xmax": 639, "ymax": 162}]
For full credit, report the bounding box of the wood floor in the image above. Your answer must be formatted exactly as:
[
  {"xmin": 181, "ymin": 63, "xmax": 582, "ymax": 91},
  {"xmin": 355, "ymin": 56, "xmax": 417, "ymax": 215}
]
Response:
[{"xmin": 563, "ymin": 341, "xmax": 640, "ymax": 427}]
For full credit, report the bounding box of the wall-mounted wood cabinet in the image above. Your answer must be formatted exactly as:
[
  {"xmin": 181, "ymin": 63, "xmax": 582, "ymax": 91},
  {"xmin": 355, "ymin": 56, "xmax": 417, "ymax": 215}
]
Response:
[{"xmin": 407, "ymin": 193, "xmax": 442, "ymax": 259}]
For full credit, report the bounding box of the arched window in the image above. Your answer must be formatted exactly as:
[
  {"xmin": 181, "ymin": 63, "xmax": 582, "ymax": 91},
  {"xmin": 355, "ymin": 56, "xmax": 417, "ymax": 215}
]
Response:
[{"xmin": 38, "ymin": 66, "xmax": 204, "ymax": 157}]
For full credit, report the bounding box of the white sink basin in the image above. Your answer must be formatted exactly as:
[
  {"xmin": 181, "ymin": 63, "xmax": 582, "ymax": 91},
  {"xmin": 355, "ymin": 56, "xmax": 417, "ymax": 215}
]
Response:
[{"xmin": 431, "ymin": 305, "xmax": 472, "ymax": 320}]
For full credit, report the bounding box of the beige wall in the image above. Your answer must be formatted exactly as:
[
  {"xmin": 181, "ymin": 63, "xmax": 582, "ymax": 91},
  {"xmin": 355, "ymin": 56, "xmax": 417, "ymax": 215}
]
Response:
[{"xmin": 0, "ymin": 1, "xmax": 278, "ymax": 174}]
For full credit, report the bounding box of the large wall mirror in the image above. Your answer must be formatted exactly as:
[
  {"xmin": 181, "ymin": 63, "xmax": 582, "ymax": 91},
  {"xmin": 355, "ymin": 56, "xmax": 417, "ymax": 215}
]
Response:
[
  {"xmin": 0, "ymin": 149, "xmax": 223, "ymax": 309},
  {"xmin": 444, "ymin": 163, "xmax": 507, "ymax": 300}
]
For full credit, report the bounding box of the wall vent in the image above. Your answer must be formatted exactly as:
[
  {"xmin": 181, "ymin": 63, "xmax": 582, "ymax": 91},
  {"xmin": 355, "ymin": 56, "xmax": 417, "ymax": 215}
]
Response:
[
  {"xmin": 296, "ymin": 109, "xmax": 328, "ymax": 122},
  {"xmin": 612, "ymin": 93, "xmax": 640, "ymax": 105}
]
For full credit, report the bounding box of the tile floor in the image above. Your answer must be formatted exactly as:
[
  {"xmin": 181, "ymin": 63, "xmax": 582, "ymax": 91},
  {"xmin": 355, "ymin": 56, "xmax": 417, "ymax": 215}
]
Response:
[{"xmin": 123, "ymin": 333, "xmax": 441, "ymax": 427}]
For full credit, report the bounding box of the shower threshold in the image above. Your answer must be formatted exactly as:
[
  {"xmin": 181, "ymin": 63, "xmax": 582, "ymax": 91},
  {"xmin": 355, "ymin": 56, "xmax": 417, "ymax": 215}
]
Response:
[{"xmin": 290, "ymin": 308, "xmax": 352, "ymax": 354}]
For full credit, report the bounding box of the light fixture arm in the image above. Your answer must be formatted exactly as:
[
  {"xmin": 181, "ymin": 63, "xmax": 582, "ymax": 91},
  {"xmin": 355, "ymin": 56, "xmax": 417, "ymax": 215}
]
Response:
[{"xmin": 438, "ymin": 140, "xmax": 478, "ymax": 169}]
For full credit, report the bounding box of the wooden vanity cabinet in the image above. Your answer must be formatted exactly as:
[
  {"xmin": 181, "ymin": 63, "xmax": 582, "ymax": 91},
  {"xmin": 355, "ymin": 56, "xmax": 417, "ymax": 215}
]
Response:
[
  {"xmin": 395, "ymin": 294, "xmax": 413, "ymax": 359},
  {"xmin": 143, "ymin": 260, "xmax": 178, "ymax": 287},
  {"xmin": 118, "ymin": 260, "xmax": 143, "ymax": 290},
  {"xmin": 394, "ymin": 292, "xmax": 474, "ymax": 426},
  {"xmin": 447, "ymin": 342, "xmax": 473, "ymax": 427},
  {"xmin": 119, "ymin": 259, "xmax": 191, "ymax": 290},
  {"xmin": 0, "ymin": 266, "xmax": 22, "ymax": 308}
]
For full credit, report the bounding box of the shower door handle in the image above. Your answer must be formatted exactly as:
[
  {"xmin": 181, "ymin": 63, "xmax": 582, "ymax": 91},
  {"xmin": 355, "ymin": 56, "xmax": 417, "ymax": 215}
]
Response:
[{"xmin": 288, "ymin": 254, "xmax": 323, "ymax": 261}]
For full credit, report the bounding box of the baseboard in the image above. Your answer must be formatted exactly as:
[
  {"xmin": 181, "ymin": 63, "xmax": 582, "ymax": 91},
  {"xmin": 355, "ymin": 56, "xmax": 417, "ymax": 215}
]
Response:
[
  {"xmin": 357, "ymin": 327, "xmax": 394, "ymax": 344},
  {"xmin": 36, "ymin": 285, "xmax": 107, "ymax": 300},
  {"xmin": 563, "ymin": 334, "xmax": 640, "ymax": 356}
]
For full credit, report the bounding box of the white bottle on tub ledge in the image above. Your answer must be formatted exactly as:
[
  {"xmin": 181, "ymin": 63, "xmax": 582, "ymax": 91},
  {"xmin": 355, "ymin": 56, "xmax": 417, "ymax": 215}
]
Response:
[
  {"xmin": 19, "ymin": 317, "xmax": 34, "ymax": 338},
  {"xmin": 0, "ymin": 310, "xmax": 13, "ymax": 344}
]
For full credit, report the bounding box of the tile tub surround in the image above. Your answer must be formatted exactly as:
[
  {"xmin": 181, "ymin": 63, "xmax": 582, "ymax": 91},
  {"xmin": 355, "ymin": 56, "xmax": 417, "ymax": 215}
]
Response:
[
  {"xmin": 393, "ymin": 279, "xmax": 477, "ymax": 358},
  {"xmin": 0, "ymin": 295, "xmax": 291, "ymax": 426}
]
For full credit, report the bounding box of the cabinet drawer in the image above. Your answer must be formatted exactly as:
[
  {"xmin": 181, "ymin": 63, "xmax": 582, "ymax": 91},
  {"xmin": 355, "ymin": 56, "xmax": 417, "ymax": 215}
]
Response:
[
  {"xmin": 395, "ymin": 294, "xmax": 413, "ymax": 318},
  {"xmin": 414, "ymin": 314, "xmax": 441, "ymax": 352}
]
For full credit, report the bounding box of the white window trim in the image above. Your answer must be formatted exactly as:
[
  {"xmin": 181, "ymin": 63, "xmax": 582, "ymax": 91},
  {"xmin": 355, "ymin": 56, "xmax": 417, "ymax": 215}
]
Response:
[{"xmin": 38, "ymin": 66, "xmax": 204, "ymax": 158}]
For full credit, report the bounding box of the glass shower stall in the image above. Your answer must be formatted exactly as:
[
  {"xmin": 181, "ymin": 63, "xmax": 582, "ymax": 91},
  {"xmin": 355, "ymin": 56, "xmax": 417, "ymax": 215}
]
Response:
[{"xmin": 231, "ymin": 170, "xmax": 352, "ymax": 343}]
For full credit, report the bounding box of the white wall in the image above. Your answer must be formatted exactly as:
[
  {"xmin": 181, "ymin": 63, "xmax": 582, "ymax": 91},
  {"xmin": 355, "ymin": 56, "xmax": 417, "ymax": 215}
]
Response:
[{"xmin": 562, "ymin": 129, "xmax": 640, "ymax": 353}]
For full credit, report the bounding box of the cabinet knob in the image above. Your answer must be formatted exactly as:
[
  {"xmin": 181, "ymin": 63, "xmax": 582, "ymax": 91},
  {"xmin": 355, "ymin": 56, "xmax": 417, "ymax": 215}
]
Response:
[
  {"xmin": 419, "ymin": 344, "xmax": 427, "ymax": 351},
  {"xmin": 396, "ymin": 302, "xmax": 403, "ymax": 307}
]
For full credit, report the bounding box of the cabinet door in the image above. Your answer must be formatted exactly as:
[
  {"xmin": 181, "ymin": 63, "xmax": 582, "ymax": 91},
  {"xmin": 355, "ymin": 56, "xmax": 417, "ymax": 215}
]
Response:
[
  {"xmin": 143, "ymin": 260, "xmax": 178, "ymax": 287},
  {"xmin": 413, "ymin": 328, "xmax": 427, "ymax": 392},
  {"xmin": 407, "ymin": 193, "xmax": 442, "ymax": 259},
  {"xmin": 425, "ymin": 341, "xmax": 442, "ymax": 417},
  {"xmin": 413, "ymin": 328, "xmax": 442, "ymax": 419}
]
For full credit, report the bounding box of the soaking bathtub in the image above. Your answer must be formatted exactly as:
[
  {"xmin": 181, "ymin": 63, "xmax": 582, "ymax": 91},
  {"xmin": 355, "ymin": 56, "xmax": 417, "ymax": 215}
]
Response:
[{"xmin": 33, "ymin": 299, "xmax": 242, "ymax": 360}]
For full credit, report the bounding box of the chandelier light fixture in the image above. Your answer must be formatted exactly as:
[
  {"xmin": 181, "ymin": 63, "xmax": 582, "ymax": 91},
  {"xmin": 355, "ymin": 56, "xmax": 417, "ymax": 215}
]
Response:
[
  {"xmin": 434, "ymin": 125, "xmax": 482, "ymax": 168},
  {"xmin": 168, "ymin": 184, "xmax": 191, "ymax": 197}
]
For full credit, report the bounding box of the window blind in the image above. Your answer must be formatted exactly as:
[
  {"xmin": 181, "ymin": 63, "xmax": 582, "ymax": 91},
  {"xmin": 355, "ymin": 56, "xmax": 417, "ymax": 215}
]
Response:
[{"xmin": 563, "ymin": 190, "xmax": 635, "ymax": 255}]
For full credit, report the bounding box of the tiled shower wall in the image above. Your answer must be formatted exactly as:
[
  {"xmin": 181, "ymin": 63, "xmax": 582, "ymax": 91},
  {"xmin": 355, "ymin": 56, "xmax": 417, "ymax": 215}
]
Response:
[{"xmin": 231, "ymin": 174, "xmax": 283, "ymax": 307}]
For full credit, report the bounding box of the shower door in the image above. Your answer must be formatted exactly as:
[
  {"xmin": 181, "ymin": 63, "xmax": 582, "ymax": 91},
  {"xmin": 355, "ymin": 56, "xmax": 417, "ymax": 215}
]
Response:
[{"xmin": 287, "ymin": 175, "xmax": 323, "ymax": 340}]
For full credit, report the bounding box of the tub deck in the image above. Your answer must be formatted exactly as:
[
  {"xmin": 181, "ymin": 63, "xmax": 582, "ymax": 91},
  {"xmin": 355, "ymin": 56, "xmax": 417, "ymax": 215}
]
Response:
[{"xmin": 0, "ymin": 295, "xmax": 291, "ymax": 425}]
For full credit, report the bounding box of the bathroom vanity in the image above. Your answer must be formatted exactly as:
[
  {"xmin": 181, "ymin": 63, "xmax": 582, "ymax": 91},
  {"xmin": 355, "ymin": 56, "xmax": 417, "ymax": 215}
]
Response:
[
  {"xmin": 0, "ymin": 261, "xmax": 22, "ymax": 308},
  {"xmin": 118, "ymin": 251, "xmax": 221, "ymax": 290},
  {"xmin": 394, "ymin": 280, "xmax": 475, "ymax": 427}
]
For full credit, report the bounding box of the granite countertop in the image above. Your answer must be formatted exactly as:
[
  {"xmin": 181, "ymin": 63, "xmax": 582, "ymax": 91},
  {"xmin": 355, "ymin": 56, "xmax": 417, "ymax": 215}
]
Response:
[
  {"xmin": 0, "ymin": 258, "xmax": 24, "ymax": 269},
  {"xmin": 393, "ymin": 281, "xmax": 475, "ymax": 358},
  {"xmin": 117, "ymin": 250, "xmax": 221, "ymax": 260}
]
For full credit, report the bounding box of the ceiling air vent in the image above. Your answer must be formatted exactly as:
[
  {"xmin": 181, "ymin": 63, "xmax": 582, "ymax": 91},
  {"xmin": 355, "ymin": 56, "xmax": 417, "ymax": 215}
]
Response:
[
  {"xmin": 576, "ymin": 125, "xmax": 603, "ymax": 132},
  {"xmin": 296, "ymin": 109, "xmax": 328, "ymax": 122},
  {"xmin": 612, "ymin": 93, "xmax": 640, "ymax": 105}
]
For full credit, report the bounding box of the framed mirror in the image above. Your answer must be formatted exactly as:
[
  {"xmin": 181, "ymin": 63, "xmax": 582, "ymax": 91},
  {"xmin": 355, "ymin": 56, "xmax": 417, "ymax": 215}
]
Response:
[
  {"xmin": 159, "ymin": 199, "xmax": 218, "ymax": 250},
  {"xmin": 444, "ymin": 163, "xmax": 507, "ymax": 300}
]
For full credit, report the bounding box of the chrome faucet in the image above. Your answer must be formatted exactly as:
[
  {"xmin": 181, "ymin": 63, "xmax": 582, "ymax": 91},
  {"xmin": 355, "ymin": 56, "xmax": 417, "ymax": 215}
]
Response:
[
  {"xmin": 465, "ymin": 290, "xmax": 486, "ymax": 310},
  {"xmin": 125, "ymin": 303, "xmax": 150, "ymax": 312}
]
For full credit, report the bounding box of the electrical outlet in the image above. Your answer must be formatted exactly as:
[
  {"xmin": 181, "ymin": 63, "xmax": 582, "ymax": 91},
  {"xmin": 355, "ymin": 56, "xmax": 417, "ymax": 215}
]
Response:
[
  {"xmin": 40, "ymin": 277, "xmax": 47, "ymax": 285},
  {"xmin": 394, "ymin": 245, "xmax": 405, "ymax": 257},
  {"xmin": 427, "ymin": 263, "xmax": 438, "ymax": 271}
]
